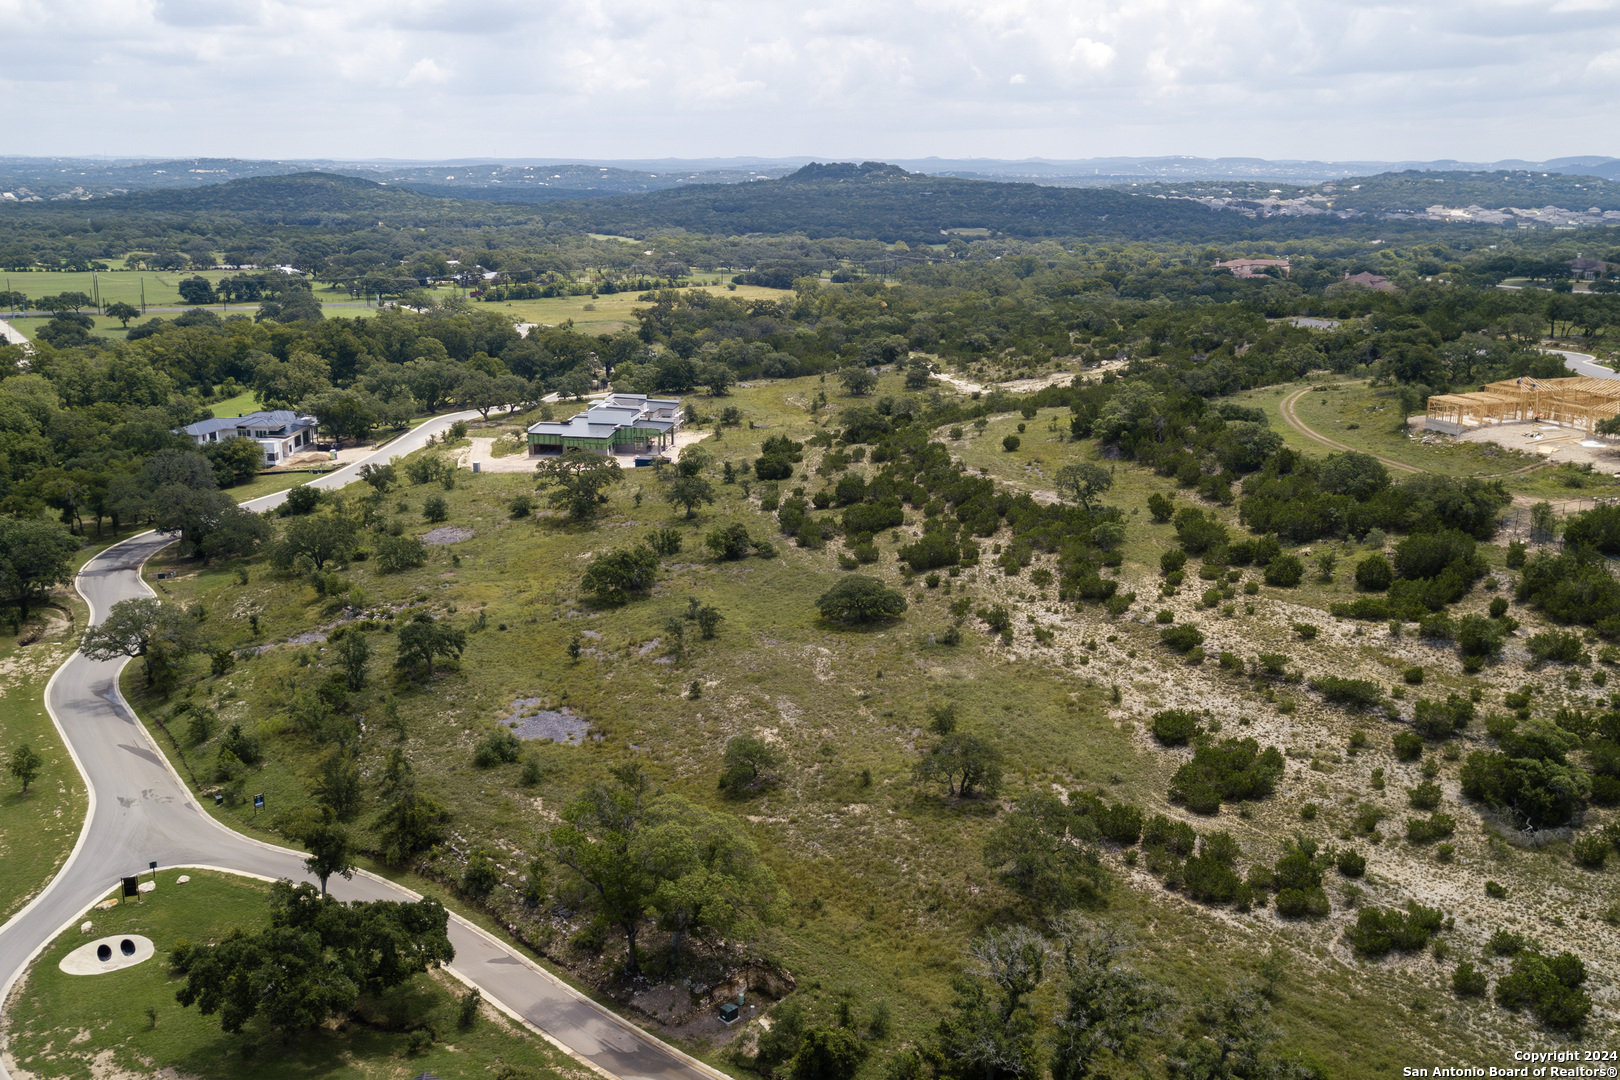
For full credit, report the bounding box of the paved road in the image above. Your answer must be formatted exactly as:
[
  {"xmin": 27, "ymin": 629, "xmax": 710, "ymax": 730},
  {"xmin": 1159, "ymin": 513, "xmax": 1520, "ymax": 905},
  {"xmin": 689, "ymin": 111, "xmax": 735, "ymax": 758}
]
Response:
[
  {"xmin": 1545, "ymin": 347, "xmax": 1613, "ymax": 381},
  {"xmin": 0, "ymin": 412, "xmax": 721, "ymax": 1080}
]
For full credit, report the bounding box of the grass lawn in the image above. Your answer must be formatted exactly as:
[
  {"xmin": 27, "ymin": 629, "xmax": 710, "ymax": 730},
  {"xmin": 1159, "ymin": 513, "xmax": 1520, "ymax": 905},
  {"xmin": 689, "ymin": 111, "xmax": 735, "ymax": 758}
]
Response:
[
  {"xmin": 117, "ymin": 373, "xmax": 1603, "ymax": 1074},
  {"xmin": 208, "ymin": 388, "xmax": 261, "ymax": 417},
  {"xmin": 0, "ymin": 635, "xmax": 84, "ymax": 925},
  {"xmin": 495, "ymin": 284, "xmax": 794, "ymax": 335},
  {"xmin": 3, "ymin": 870, "xmax": 582, "ymax": 1080}
]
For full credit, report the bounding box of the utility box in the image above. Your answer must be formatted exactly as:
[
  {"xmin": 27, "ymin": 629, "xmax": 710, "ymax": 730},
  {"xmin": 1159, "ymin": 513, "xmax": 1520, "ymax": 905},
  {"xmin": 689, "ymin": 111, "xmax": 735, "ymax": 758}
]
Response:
[{"xmin": 719, "ymin": 1002, "xmax": 739, "ymax": 1025}]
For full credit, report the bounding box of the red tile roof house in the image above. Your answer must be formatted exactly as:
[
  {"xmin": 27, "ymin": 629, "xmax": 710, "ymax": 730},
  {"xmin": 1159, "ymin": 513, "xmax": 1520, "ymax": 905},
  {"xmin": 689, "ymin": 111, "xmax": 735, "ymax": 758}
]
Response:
[
  {"xmin": 1341, "ymin": 271, "xmax": 1398, "ymax": 291},
  {"xmin": 1213, "ymin": 258, "xmax": 1291, "ymax": 279}
]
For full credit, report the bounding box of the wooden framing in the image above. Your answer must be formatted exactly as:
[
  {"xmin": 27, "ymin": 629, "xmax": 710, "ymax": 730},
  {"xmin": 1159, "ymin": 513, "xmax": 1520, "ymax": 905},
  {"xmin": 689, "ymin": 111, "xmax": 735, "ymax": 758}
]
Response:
[{"xmin": 1426, "ymin": 377, "xmax": 1620, "ymax": 432}]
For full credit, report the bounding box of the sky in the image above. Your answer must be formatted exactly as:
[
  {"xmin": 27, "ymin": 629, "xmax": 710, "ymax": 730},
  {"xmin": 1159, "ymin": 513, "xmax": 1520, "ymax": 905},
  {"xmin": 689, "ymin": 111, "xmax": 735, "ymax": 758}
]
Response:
[{"xmin": 3, "ymin": 0, "xmax": 1619, "ymax": 163}]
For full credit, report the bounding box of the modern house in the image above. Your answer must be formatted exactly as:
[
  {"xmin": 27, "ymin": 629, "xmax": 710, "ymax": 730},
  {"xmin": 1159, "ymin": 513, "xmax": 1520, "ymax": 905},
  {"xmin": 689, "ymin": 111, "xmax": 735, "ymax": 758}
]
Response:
[
  {"xmin": 527, "ymin": 393, "xmax": 681, "ymax": 456},
  {"xmin": 179, "ymin": 410, "xmax": 318, "ymax": 465}
]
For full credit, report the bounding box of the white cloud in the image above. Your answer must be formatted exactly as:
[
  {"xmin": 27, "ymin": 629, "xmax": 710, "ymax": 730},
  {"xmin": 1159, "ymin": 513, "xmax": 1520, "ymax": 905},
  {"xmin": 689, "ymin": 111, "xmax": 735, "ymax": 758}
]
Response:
[
  {"xmin": 0, "ymin": 0, "xmax": 1614, "ymax": 160},
  {"xmin": 402, "ymin": 58, "xmax": 450, "ymax": 86}
]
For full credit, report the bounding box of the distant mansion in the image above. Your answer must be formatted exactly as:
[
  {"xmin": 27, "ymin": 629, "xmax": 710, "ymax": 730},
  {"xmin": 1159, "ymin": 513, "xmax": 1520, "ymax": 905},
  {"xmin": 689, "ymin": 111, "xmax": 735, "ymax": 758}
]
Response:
[
  {"xmin": 179, "ymin": 410, "xmax": 318, "ymax": 465},
  {"xmin": 527, "ymin": 394, "xmax": 682, "ymax": 456}
]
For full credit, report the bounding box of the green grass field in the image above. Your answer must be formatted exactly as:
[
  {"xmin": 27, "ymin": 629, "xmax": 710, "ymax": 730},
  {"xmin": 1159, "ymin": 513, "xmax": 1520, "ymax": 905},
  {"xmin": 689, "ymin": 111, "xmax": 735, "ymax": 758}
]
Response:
[
  {"xmin": 4, "ymin": 870, "xmax": 580, "ymax": 1080},
  {"xmin": 208, "ymin": 388, "xmax": 261, "ymax": 417},
  {"xmin": 496, "ymin": 284, "xmax": 794, "ymax": 335},
  {"xmin": 1, "ymin": 272, "xmax": 385, "ymax": 341}
]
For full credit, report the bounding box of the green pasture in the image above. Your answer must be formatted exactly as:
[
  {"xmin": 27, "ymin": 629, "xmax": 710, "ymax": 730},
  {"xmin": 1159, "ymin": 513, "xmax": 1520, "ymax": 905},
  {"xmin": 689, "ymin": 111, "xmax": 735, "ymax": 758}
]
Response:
[
  {"xmin": 3, "ymin": 870, "xmax": 577, "ymax": 1080},
  {"xmin": 496, "ymin": 283, "xmax": 794, "ymax": 335},
  {"xmin": 1, "ymin": 273, "xmax": 384, "ymax": 342}
]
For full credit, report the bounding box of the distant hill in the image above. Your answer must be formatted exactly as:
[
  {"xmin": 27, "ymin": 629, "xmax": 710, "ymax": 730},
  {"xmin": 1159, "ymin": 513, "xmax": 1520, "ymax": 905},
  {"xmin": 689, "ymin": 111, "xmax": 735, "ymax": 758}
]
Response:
[
  {"xmin": 108, "ymin": 172, "xmax": 439, "ymax": 217},
  {"xmin": 538, "ymin": 161, "xmax": 1236, "ymax": 243}
]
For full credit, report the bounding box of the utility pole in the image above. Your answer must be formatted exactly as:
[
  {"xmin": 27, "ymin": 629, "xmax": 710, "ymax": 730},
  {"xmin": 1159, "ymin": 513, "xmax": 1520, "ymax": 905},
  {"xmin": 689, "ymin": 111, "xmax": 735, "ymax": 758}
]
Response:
[{"xmin": 140, "ymin": 277, "xmax": 146, "ymax": 315}]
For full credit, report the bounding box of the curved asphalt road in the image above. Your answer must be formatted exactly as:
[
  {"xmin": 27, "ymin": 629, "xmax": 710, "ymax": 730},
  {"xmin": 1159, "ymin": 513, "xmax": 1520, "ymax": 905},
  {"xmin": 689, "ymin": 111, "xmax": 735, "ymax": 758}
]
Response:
[
  {"xmin": 0, "ymin": 413, "xmax": 723, "ymax": 1080},
  {"xmin": 1545, "ymin": 347, "xmax": 1614, "ymax": 381}
]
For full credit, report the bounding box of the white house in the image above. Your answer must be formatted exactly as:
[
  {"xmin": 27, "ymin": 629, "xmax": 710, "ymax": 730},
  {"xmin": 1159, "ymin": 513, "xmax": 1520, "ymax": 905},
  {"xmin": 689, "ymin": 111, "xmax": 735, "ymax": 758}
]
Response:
[{"xmin": 179, "ymin": 409, "xmax": 318, "ymax": 465}]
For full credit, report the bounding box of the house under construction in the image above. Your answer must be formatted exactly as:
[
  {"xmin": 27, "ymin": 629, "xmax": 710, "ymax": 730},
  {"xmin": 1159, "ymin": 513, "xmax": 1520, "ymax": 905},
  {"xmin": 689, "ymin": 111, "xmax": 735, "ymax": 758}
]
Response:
[{"xmin": 1424, "ymin": 377, "xmax": 1620, "ymax": 435}]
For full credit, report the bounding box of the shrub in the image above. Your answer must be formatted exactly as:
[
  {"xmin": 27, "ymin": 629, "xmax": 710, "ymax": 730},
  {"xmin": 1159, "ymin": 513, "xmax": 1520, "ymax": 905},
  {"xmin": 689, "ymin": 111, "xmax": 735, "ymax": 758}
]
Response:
[
  {"xmin": 816, "ymin": 576, "xmax": 907, "ymax": 623},
  {"xmin": 1159, "ymin": 623, "xmax": 1205, "ymax": 654},
  {"xmin": 1494, "ymin": 950, "xmax": 1593, "ymax": 1033},
  {"xmin": 1329, "ymin": 596, "xmax": 1390, "ymax": 620},
  {"xmin": 1173, "ymin": 507, "xmax": 1229, "ymax": 555},
  {"xmin": 1002, "ymin": 435, "xmax": 1021, "ymax": 452},
  {"xmin": 1160, "ymin": 549, "xmax": 1188, "ymax": 575},
  {"xmin": 1142, "ymin": 813, "xmax": 1196, "ymax": 857},
  {"xmin": 645, "ymin": 527, "xmax": 683, "ymax": 556},
  {"xmin": 1452, "ymin": 961, "xmax": 1488, "ymax": 998},
  {"xmin": 706, "ymin": 523, "xmax": 757, "ymax": 560},
  {"xmin": 1292, "ymin": 622, "xmax": 1319, "ymax": 640},
  {"xmin": 1406, "ymin": 813, "xmax": 1457, "ymax": 843},
  {"xmin": 581, "ymin": 546, "xmax": 660, "ymax": 603},
  {"xmin": 898, "ymin": 530, "xmax": 960, "ymax": 572},
  {"xmin": 1489, "ymin": 596, "xmax": 1510, "ymax": 618},
  {"xmin": 278, "ymin": 483, "xmax": 323, "ymax": 516},
  {"xmin": 1407, "ymin": 781, "xmax": 1443, "ymax": 811},
  {"xmin": 1403, "ymin": 666, "xmax": 1424, "ymax": 685},
  {"xmin": 1168, "ymin": 737, "xmax": 1285, "ymax": 814},
  {"xmin": 1460, "ymin": 742, "xmax": 1589, "ymax": 829},
  {"xmin": 1336, "ymin": 849, "xmax": 1366, "ymax": 877},
  {"xmin": 1264, "ymin": 554, "xmax": 1304, "ymax": 587},
  {"xmin": 1355, "ymin": 554, "xmax": 1394, "ymax": 591},
  {"xmin": 1183, "ymin": 832, "xmax": 1245, "ymax": 905},
  {"xmin": 717, "ymin": 735, "xmax": 782, "ymax": 796},
  {"xmin": 1528, "ymin": 630, "xmax": 1587, "ymax": 666},
  {"xmin": 473, "ymin": 728, "xmax": 522, "ymax": 767},
  {"xmin": 1151, "ymin": 709, "xmax": 1204, "ymax": 746},
  {"xmin": 1310, "ymin": 676, "xmax": 1383, "ymax": 710},
  {"xmin": 1572, "ymin": 835, "xmax": 1610, "ymax": 869},
  {"xmin": 422, "ymin": 495, "xmax": 449, "ymax": 523},
  {"xmin": 374, "ymin": 534, "xmax": 428, "ymax": 574},
  {"xmin": 1413, "ymin": 694, "xmax": 1474, "ymax": 739},
  {"xmin": 1456, "ymin": 613, "xmax": 1510, "ymax": 659},
  {"xmin": 755, "ymin": 454, "xmax": 794, "ymax": 481},
  {"xmin": 1275, "ymin": 887, "xmax": 1330, "ymax": 919},
  {"xmin": 1147, "ymin": 492, "xmax": 1175, "ymax": 523},
  {"xmin": 508, "ymin": 494, "xmax": 534, "ymax": 519},
  {"xmin": 1393, "ymin": 731, "xmax": 1424, "ymax": 760},
  {"xmin": 1346, "ymin": 903, "xmax": 1445, "ymax": 958},
  {"xmin": 1485, "ymin": 880, "xmax": 1508, "ymax": 899},
  {"xmin": 461, "ymin": 850, "xmax": 500, "ymax": 899}
]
